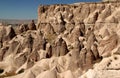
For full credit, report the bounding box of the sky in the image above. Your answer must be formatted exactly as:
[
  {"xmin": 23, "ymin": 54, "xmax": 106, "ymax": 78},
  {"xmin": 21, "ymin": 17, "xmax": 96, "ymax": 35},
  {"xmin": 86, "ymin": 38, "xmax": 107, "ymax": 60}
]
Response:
[{"xmin": 0, "ymin": 0, "xmax": 100, "ymax": 19}]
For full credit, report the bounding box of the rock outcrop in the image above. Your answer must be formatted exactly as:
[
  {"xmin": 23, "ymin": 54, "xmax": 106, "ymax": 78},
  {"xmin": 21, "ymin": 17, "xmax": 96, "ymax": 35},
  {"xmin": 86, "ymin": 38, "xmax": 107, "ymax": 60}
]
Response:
[
  {"xmin": 102, "ymin": 0, "xmax": 120, "ymax": 2},
  {"xmin": 0, "ymin": 1, "xmax": 119, "ymax": 78}
]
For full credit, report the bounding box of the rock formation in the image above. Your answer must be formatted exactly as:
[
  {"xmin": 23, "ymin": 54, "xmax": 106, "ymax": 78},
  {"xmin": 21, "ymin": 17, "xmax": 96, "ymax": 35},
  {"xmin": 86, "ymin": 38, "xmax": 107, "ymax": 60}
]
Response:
[
  {"xmin": 102, "ymin": 0, "xmax": 120, "ymax": 2},
  {"xmin": 0, "ymin": 1, "xmax": 119, "ymax": 78},
  {"xmin": 28, "ymin": 20, "xmax": 36, "ymax": 30}
]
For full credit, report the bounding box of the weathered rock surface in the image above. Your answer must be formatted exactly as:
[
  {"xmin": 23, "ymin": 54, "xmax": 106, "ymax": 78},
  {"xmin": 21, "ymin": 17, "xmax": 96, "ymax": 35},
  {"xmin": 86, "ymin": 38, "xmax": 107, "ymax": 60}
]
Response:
[
  {"xmin": 28, "ymin": 20, "xmax": 36, "ymax": 30},
  {"xmin": 0, "ymin": 1, "xmax": 119, "ymax": 78},
  {"xmin": 80, "ymin": 55, "xmax": 120, "ymax": 78},
  {"xmin": 102, "ymin": 0, "xmax": 120, "ymax": 2}
]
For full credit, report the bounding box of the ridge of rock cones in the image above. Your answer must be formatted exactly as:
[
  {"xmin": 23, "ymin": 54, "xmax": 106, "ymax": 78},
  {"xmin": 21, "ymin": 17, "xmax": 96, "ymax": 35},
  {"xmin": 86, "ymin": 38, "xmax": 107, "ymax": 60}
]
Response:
[{"xmin": 0, "ymin": 1, "xmax": 120, "ymax": 78}]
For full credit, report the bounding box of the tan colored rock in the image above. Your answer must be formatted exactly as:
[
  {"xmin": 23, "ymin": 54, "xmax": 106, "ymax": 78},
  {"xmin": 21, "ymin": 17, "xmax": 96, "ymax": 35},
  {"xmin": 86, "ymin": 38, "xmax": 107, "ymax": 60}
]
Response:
[
  {"xmin": 59, "ymin": 70, "xmax": 75, "ymax": 78},
  {"xmin": 0, "ymin": 46, "xmax": 9, "ymax": 61},
  {"xmin": 28, "ymin": 20, "xmax": 36, "ymax": 30},
  {"xmin": 23, "ymin": 70, "xmax": 35, "ymax": 78},
  {"xmin": 0, "ymin": 1, "xmax": 120, "ymax": 78},
  {"xmin": 36, "ymin": 69, "xmax": 57, "ymax": 78},
  {"xmin": 98, "ymin": 32, "xmax": 119, "ymax": 57},
  {"xmin": 52, "ymin": 37, "xmax": 69, "ymax": 57},
  {"xmin": 33, "ymin": 31, "xmax": 46, "ymax": 51},
  {"xmin": 79, "ymin": 55, "xmax": 120, "ymax": 78},
  {"xmin": 91, "ymin": 43, "xmax": 99, "ymax": 59},
  {"xmin": 69, "ymin": 26, "xmax": 83, "ymax": 42},
  {"xmin": 84, "ymin": 11, "xmax": 99, "ymax": 24},
  {"xmin": 102, "ymin": 0, "xmax": 120, "ymax": 2},
  {"xmin": 18, "ymin": 24, "xmax": 29, "ymax": 33},
  {"xmin": 0, "ymin": 26, "xmax": 16, "ymax": 45}
]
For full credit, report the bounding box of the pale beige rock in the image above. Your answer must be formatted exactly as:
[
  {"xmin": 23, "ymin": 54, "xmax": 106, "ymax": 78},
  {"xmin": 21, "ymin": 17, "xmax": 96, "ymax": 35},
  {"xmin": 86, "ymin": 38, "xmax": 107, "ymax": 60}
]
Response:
[
  {"xmin": 18, "ymin": 24, "xmax": 29, "ymax": 33},
  {"xmin": 23, "ymin": 70, "xmax": 35, "ymax": 78},
  {"xmin": 36, "ymin": 69, "xmax": 57, "ymax": 78},
  {"xmin": 94, "ymin": 55, "xmax": 120, "ymax": 70},
  {"xmin": 28, "ymin": 20, "xmax": 36, "ymax": 30},
  {"xmin": 98, "ymin": 33, "xmax": 119, "ymax": 57},
  {"xmin": 5, "ymin": 73, "xmax": 24, "ymax": 78},
  {"xmin": 1, "ymin": 1, "xmax": 120, "ymax": 78},
  {"xmin": 60, "ymin": 70, "xmax": 75, "ymax": 78},
  {"xmin": 79, "ymin": 69, "xmax": 120, "ymax": 78},
  {"xmin": 79, "ymin": 55, "xmax": 120, "ymax": 78},
  {"xmin": 102, "ymin": 0, "xmax": 120, "ymax": 2},
  {"xmin": 0, "ymin": 54, "xmax": 17, "ymax": 75}
]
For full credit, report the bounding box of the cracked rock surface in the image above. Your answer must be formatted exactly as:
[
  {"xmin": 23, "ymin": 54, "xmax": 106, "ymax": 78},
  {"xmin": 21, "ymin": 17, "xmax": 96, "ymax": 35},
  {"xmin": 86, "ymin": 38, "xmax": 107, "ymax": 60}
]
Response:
[{"xmin": 0, "ymin": 1, "xmax": 120, "ymax": 78}]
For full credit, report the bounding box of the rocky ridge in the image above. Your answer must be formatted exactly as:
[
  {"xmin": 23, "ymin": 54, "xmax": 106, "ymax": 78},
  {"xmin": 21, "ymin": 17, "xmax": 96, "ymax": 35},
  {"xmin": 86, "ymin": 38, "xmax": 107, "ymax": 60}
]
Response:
[{"xmin": 0, "ymin": 1, "xmax": 120, "ymax": 78}]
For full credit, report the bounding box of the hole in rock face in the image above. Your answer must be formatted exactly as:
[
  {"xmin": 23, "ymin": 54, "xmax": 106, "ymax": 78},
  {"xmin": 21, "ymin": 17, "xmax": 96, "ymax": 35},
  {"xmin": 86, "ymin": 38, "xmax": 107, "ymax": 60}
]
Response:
[
  {"xmin": 110, "ymin": 59, "xmax": 112, "ymax": 62},
  {"xmin": 99, "ymin": 56, "xmax": 103, "ymax": 60},
  {"xmin": 107, "ymin": 62, "xmax": 111, "ymax": 67},
  {"xmin": 46, "ymin": 53, "xmax": 50, "ymax": 58},
  {"xmin": 18, "ymin": 69, "xmax": 24, "ymax": 74},
  {"xmin": 69, "ymin": 53, "xmax": 72, "ymax": 56},
  {"xmin": 88, "ymin": 28, "xmax": 91, "ymax": 30},
  {"xmin": 0, "ymin": 69, "xmax": 4, "ymax": 74},
  {"xmin": 114, "ymin": 56, "xmax": 118, "ymax": 60}
]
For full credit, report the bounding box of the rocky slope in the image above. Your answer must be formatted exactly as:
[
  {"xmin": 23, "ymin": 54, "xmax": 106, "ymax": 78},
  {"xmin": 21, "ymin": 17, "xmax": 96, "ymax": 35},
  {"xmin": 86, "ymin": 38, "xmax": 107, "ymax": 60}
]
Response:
[
  {"xmin": 102, "ymin": 0, "xmax": 120, "ymax": 2},
  {"xmin": 0, "ymin": 1, "xmax": 120, "ymax": 78}
]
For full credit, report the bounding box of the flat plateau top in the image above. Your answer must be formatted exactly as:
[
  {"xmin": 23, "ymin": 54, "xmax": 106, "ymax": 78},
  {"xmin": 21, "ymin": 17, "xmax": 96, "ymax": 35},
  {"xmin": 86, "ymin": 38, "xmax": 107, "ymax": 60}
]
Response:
[{"xmin": 38, "ymin": 1, "xmax": 120, "ymax": 6}]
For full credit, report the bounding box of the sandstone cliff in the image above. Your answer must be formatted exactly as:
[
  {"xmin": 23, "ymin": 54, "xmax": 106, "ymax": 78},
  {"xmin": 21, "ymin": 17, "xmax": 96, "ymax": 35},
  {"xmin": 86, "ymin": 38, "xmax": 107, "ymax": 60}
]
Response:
[
  {"xmin": 102, "ymin": 0, "xmax": 120, "ymax": 2},
  {"xmin": 0, "ymin": 1, "xmax": 120, "ymax": 78}
]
